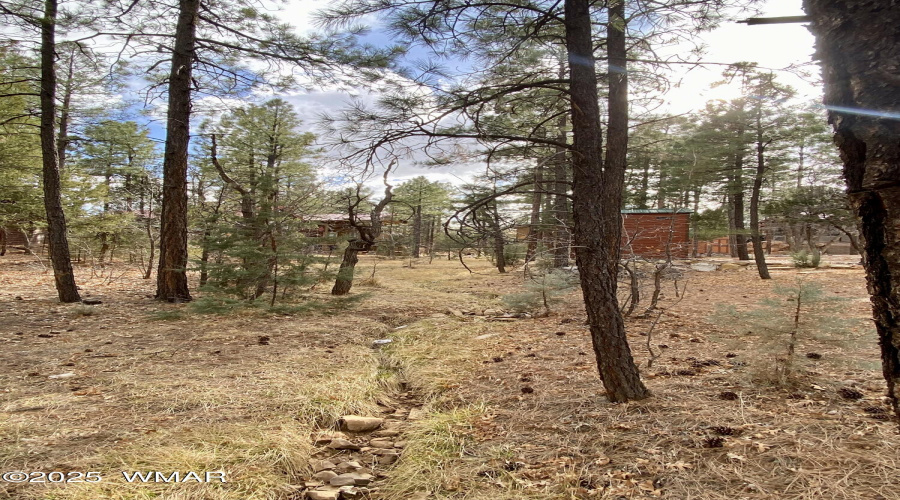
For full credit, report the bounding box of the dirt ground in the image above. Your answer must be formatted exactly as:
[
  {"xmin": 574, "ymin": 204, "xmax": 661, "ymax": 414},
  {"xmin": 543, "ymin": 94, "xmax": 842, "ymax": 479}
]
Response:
[{"xmin": 0, "ymin": 252, "xmax": 897, "ymax": 500}]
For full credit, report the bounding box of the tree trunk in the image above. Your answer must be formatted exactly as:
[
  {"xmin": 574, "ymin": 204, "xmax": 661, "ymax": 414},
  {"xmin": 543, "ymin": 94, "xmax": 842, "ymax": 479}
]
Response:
[
  {"xmin": 98, "ymin": 233, "xmax": 109, "ymax": 265},
  {"xmin": 732, "ymin": 154, "xmax": 750, "ymax": 260},
  {"xmin": 553, "ymin": 111, "xmax": 570, "ymax": 268},
  {"xmin": 332, "ymin": 168, "xmax": 395, "ymax": 295},
  {"xmin": 490, "ymin": 203, "xmax": 506, "ymax": 273},
  {"xmin": 525, "ymin": 162, "xmax": 544, "ymax": 263},
  {"xmin": 332, "ymin": 239, "xmax": 365, "ymax": 295},
  {"xmin": 427, "ymin": 215, "xmax": 436, "ymax": 263},
  {"xmin": 412, "ymin": 205, "xmax": 422, "ymax": 258},
  {"xmin": 637, "ymin": 157, "xmax": 650, "ymax": 209},
  {"xmin": 40, "ymin": 0, "xmax": 80, "ymax": 303},
  {"xmin": 198, "ymin": 227, "xmax": 210, "ymax": 285},
  {"xmin": 804, "ymin": 0, "xmax": 900, "ymax": 423},
  {"xmin": 144, "ymin": 219, "xmax": 155, "ymax": 280},
  {"xmin": 750, "ymin": 103, "xmax": 771, "ymax": 279},
  {"xmin": 725, "ymin": 192, "xmax": 737, "ymax": 257},
  {"xmin": 552, "ymin": 55, "xmax": 570, "ymax": 268},
  {"xmin": 57, "ymin": 46, "xmax": 75, "ymax": 172},
  {"xmin": 155, "ymin": 0, "xmax": 199, "ymax": 303},
  {"xmin": 564, "ymin": 0, "xmax": 649, "ymax": 402}
]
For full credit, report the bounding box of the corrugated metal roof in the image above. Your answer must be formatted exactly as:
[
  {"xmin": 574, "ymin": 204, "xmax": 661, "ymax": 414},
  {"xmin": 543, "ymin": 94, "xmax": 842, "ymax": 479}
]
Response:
[{"xmin": 620, "ymin": 208, "xmax": 694, "ymax": 214}]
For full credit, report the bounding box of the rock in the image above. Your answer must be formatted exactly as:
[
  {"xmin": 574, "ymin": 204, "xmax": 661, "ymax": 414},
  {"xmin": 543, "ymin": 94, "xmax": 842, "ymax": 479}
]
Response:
[
  {"xmin": 377, "ymin": 453, "xmax": 400, "ymax": 465},
  {"xmin": 340, "ymin": 416, "xmax": 384, "ymax": 432},
  {"xmin": 690, "ymin": 262, "xmax": 717, "ymax": 272},
  {"xmin": 407, "ymin": 408, "xmax": 426, "ymax": 421},
  {"xmin": 720, "ymin": 263, "xmax": 742, "ymax": 271},
  {"xmin": 371, "ymin": 339, "xmax": 392, "ymax": 348},
  {"xmin": 368, "ymin": 438, "xmax": 394, "ymax": 448},
  {"xmin": 382, "ymin": 419, "xmax": 403, "ymax": 429},
  {"xmin": 311, "ymin": 460, "xmax": 337, "ymax": 472},
  {"xmin": 314, "ymin": 432, "xmax": 347, "ymax": 446},
  {"xmin": 350, "ymin": 473, "xmax": 373, "ymax": 486},
  {"xmin": 330, "ymin": 472, "xmax": 373, "ymax": 487},
  {"xmin": 483, "ymin": 309, "xmax": 501, "ymax": 316},
  {"xmin": 81, "ymin": 298, "xmax": 102, "ymax": 305},
  {"xmin": 335, "ymin": 461, "xmax": 362, "ymax": 473},
  {"xmin": 447, "ymin": 308, "xmax": 464, "ymax": 317},
  {"xmin": 329, "ymin": 474, "xmax": 358, "ymax": 487},
  {"xmin": 326, "ymin": 439, "xmax": 361, "ymax": 451},
  {"xmin": 313, "ymin": 471, "xmax": 338, "ymax": 482},
  {"xmin": 306, "ymin": 487, "xmax": 341, "ymax": 500},
  {"xmin": 393, "ymin": 440, "xmax": 407, "ymax": 448},
  {"xmin": 338, "ymin": 486, "xmax": 364, "ymax": 499},
  {"xmin": 48, "ymin": 372, "xmax": 76, "ymax": 379},
  {"xmin": 371, "ymin": 429, "xmax": 401, "ymax": 438}
]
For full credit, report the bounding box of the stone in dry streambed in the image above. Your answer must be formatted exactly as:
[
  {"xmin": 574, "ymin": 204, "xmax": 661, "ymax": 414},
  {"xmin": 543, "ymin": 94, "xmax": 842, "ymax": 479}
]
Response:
[{"xmin": 303, "ymin": 401, "xmax": 422, "ymax": 500}]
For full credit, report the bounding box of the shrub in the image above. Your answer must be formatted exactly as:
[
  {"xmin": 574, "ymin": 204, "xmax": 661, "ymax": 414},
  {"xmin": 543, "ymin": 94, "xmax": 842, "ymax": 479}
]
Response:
[
  {"xmin": 791, "ymin": 250, "xmax": 821, "ymax": 268},
  {"xmin": 501, "ymin": 270, "xmax": 577, "ymax": 315}
]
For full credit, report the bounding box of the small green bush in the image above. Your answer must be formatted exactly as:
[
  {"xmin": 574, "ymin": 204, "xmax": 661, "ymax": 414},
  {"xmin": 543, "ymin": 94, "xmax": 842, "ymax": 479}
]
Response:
[
  {"xmin": 501, "ymin": 270, "xmax": 577, "ymax": 314},
  {"xmin": 791, "ymin": 250, "xmax": 821, "ymax": 268}
]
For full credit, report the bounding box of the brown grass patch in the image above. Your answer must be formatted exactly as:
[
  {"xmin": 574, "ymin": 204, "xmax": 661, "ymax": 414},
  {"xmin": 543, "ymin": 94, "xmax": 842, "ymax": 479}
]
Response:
[{"xmin": 2, "ymin": 253, "xmax": 896, "ymax": 500}]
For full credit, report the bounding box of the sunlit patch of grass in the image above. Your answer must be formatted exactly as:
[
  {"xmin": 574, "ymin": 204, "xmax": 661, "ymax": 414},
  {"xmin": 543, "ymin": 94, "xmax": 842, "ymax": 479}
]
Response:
[
  {"xmin": 378, "ymin": 405, "xmax": 485, "ymax": 498},
  {"xmin": 147, "ymin": 309, "xmax": 186, "ymax": 321},
  {"xmin": 385, "ymin": 318, "xmax": 488, "ymax": 398},
  {"xmin": 69, "ymin": 305, "xmax": 98, "ymax": 317},
  {"xmin": 45, "ymin": 423, "xmax": 310, "ymax": 500}
]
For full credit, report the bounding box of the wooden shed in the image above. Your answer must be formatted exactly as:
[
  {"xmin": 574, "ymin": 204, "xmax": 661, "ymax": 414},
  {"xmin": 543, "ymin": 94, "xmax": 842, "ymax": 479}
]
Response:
[{"xmin": 620, "ymin": 208, "xmax": 693, "ymax": 258}]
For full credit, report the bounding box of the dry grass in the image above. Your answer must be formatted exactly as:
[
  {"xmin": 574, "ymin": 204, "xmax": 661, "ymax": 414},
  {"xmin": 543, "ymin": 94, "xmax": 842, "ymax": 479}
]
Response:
[
  {"xmin": 0, "ymin": 254, "xmax": 497, "ymax": 500},
  {"xmin": 372, "ymin": 264, "xmax": 899, "ymax": 500},
  {"xmin": 2, "ymin": 254, "xmax": 897, "ymax": 500}
]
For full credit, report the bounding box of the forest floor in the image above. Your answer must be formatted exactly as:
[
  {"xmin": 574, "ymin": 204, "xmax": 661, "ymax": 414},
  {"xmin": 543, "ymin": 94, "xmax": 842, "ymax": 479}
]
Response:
[{"xmin": 0, "ymin": 252, "xmax": 897, "ymax": 500}]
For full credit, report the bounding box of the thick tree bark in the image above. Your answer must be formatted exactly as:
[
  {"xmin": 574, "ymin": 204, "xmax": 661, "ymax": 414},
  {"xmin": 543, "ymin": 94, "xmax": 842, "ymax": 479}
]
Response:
[
  {"xmin": 155, "ymin": 0, "xmax": 199, "ymax": 302},
  {"xmin": 750, "ymin": 104, "xmax": 771, "ymax": 279},
  {"xmin": 40, "ymin": 0, "xmax": 80, "ymax": 303},
  {"xmin": 804, "ymin": 0, "xmax": 900, "ymax": 423},
  {"xmin": 565, "ymin": 0, "xmax": 649, "ymax": 402}
]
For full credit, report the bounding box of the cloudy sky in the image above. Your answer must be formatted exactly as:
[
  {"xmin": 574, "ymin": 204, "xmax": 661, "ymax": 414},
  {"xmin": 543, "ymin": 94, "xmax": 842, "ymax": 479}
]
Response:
[
  {"xmin": 275, "ymin": 0, "xmax": 819, "ymax": 185},
  {"xmin": 140, "ymin": 0, "xmax": 820, "ymax": 187}
]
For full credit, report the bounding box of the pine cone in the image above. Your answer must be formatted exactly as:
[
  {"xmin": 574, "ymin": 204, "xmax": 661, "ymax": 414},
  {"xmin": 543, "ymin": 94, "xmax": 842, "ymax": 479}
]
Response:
[{"xmin": 838, "ymin": 387, "xmax": 864, "ymax": 400}]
